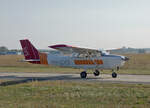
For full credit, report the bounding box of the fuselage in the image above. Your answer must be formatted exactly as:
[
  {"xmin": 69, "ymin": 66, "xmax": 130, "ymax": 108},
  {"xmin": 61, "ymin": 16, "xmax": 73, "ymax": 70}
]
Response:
[{"xmin": 47, "ymin": 54, "xmax": 126, "ymax": 70}]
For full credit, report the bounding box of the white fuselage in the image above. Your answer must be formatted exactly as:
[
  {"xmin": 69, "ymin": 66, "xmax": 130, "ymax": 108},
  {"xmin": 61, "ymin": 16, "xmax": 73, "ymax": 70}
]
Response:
[{"xmin": 47, "ymin": 54, "xmax": 126, "ymax": 70}]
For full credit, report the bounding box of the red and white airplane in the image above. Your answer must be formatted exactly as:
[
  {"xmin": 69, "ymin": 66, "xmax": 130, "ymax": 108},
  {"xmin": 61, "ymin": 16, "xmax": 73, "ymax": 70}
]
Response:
[{"xmin": 20, "ymin": 39, "xmax": 129, "ymax": 78}]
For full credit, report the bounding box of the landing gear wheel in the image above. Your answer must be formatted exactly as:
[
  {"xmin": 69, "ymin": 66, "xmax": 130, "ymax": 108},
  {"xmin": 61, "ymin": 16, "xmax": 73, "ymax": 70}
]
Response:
[
  {"xmin": 112, "ymin": 72, "xmax": 117, "ymax": 78},
  {"xmin": 80, "ymin": 71, "xmax": 87, "ymax": 78},
  {"xmin": 94, "ymin": 70, "xmax": 100, "ymax": 76}
]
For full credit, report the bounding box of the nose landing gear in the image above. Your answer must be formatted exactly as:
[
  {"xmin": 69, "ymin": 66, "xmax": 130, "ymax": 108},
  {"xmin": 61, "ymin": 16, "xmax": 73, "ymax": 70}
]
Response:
[
  {"xmin": 112, "ymin": 72, "xmax": 117, "ymax": 78},
  {"xmin": 112, "ymin": 67, "xmax": 118, "ymax": 78}
]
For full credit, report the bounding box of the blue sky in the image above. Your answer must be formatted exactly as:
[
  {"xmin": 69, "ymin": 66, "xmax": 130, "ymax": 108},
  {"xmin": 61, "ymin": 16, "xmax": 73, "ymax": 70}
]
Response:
[{"xmin": 0, "ymin": 0, "xmax": 150, "ymax": 49}]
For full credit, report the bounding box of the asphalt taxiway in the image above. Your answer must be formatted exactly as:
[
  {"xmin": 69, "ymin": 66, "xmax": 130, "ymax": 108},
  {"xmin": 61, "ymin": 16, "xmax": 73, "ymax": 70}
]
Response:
[{"xmin": 0, "ymin": 72, "xmax": 150, "ymax": 86}]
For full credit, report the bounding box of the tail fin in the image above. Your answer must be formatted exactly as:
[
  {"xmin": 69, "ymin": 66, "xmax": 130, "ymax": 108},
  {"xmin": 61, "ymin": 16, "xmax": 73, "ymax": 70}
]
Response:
[{"xmin": 20, "ymin": 39, "xmax": 40, "ymax": 64}]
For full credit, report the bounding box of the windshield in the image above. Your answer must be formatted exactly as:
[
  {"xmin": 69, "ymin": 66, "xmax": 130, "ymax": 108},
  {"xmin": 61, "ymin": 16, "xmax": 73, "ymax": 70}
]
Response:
[{"xmin": 100, "ymin": 50, "xmax": 109, "ymax": 56}]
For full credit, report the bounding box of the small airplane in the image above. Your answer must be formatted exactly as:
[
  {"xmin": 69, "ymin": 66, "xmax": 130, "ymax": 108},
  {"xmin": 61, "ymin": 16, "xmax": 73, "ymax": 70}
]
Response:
[{"xmin": 20, "ymin": 39, "xmax": 129, "ymax": 78}]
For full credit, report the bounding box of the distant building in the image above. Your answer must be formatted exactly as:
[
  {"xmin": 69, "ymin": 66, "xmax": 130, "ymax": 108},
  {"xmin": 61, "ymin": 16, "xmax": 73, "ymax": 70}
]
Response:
[
  {"xmin": 6, "ymin": 51, "xmax": 18, "ymax": 55},
  {"xmin": 0, "ymin": 51, "xmax": 22, "ymax": 55},
  {"xmin": 0, "ymin": 52, "xmax": 6, "ymax": 55}
]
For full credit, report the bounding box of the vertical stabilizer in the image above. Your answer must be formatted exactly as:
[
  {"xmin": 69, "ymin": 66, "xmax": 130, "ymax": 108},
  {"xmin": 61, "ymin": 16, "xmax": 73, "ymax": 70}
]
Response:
[{"xmin": 20, "ymin": 39, "xmax": 40, "ymax": 64}]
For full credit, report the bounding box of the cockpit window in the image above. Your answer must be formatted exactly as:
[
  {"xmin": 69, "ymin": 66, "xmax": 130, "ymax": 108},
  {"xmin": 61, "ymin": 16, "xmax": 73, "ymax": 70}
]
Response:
[{"xmin": 72, "ymin": 52, "xmax": 102, "ymax": 58}]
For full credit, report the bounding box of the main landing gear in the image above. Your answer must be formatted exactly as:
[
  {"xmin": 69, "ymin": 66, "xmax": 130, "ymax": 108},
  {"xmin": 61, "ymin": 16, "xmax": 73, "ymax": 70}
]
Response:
[
  {"xmin": 93, "ymin": 69, "xmax": 100, "ymax": 76},
  {"xmin": 80, "ymin": 69, "xmax": 100, "ymax": 78},
  {"xmin": 80, "ymin": 71, "xmax": 87, "ymax": 78}
]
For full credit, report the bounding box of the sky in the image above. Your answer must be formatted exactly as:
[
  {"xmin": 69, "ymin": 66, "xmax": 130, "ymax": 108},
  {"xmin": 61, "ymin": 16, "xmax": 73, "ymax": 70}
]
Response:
[{"xmin": 0, "ymin": 0, "xmax": 150, "ymax": 50}]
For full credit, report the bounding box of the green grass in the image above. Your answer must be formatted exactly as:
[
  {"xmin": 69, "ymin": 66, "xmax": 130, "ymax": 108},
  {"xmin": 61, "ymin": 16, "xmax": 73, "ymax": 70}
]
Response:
[
  {"xmin": 0, "ymin": 66, "xmax": 81, "ymax": 73},
  {"xmin": 122, "ymin": 54, "xmax": 150, "ymax": 70},
  {"xmin": 0, "ymin": 81, "xmax": 150, "ymax": 108}
]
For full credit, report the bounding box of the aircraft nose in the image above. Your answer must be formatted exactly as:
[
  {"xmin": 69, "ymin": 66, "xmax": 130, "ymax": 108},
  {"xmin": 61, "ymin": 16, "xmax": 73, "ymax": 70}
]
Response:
[
  {"xmin": 125, "ymin": 56, "xmax": 129, "ymax": 61},
  {"xmin": 121, "ymin": 56, "xmax": 129, "ymax": 61}
]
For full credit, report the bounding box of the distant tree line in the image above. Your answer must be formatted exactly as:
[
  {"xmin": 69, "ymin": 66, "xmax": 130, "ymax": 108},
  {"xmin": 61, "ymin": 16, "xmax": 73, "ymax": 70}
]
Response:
[
  {"xmin": 109, "ymin": 47, "xmax": 149, "ymax": 54},
  {"xmin": 0, "ymin": 46, "xmax": 8, "ymax": 52},
  {"xmin": 0, "ymin": 46, "xmax": 22, "ymax": 52}
]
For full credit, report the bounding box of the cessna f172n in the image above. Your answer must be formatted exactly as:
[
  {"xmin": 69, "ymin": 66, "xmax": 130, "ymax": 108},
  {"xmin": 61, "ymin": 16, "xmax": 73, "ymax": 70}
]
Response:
[{"xmin": 20, "ymin": 39, "xmax": 129, "ymax": 78}]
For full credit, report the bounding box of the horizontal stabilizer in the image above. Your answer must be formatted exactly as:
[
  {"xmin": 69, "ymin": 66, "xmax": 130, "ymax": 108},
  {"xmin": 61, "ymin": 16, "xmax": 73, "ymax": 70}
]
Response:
[{"xmin": 19, "ymin": 59, "xmax": 40, "ymax": 62}]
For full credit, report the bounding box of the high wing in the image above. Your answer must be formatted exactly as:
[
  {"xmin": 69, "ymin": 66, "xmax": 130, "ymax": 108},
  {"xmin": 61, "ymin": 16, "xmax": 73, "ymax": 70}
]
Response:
[{"xmin": 49, "ymin": 44, "xmax": 101, "ymax": 55}]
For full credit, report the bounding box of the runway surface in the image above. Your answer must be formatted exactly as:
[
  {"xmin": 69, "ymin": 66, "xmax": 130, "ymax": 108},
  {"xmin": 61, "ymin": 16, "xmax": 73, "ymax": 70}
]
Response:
[{"xmin": 0, "ymin": 72, "xmax": 150, "ymax": 86}]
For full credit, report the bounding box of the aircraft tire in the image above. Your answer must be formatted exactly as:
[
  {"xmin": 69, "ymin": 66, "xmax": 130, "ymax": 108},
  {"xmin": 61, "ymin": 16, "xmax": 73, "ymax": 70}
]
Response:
[
  {"xmin": 112, "ymin": 72, "xmax": 117, "ymax": 78},
  {"xmin": 94, "ymin": 70, "xmax": 100, "ymax": 76},
  {"xmin": 80, "ymin": 71, "xmax": 87, "ymax": 78}
]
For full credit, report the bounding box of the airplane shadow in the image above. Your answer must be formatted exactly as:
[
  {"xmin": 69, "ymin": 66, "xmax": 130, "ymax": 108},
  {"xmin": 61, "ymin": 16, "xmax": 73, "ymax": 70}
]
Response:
[{"xmin": 0, "ymin": 74, "xmax": 104, "ymax": 86}]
